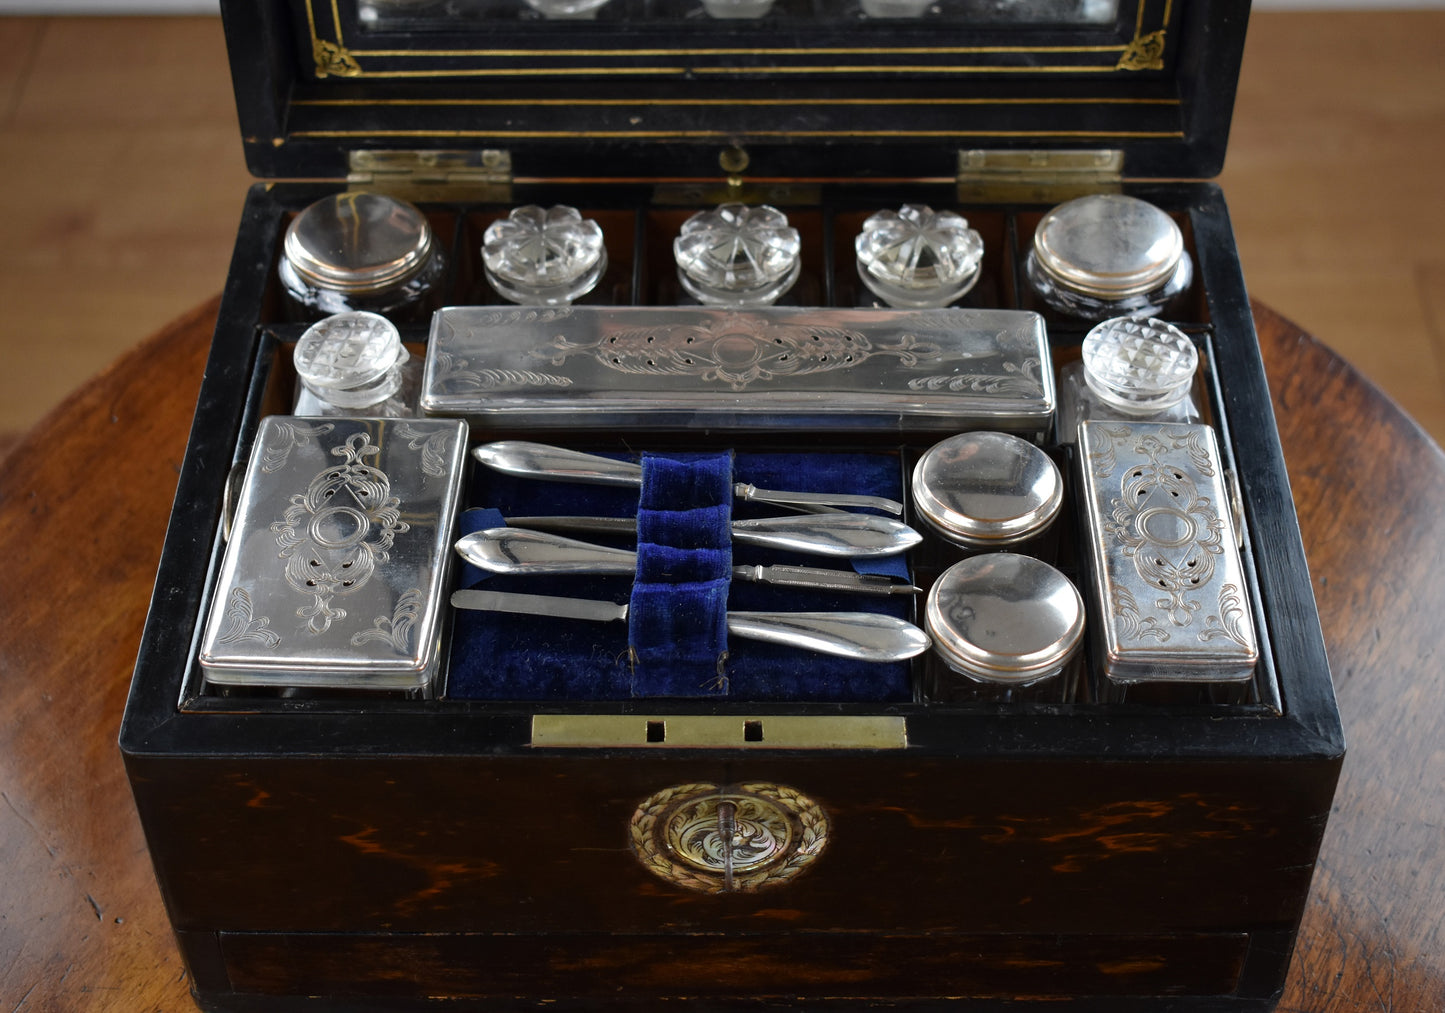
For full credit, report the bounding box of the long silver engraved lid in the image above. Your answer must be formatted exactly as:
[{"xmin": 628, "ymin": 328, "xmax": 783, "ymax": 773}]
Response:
[
  {"xmin": 1076, "ymin": 420, "xmax": 1258, "ymax": 684},
  {"xmin": 421, "ymin": 305, "xmax": 1053, "ymax": 435},
  {"xmin": 199, "ymin": 416, "xmax": 468, "ymax": 691}
]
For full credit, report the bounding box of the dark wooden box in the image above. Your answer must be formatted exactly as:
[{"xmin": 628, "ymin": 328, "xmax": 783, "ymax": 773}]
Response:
[{"xmin": 121, "ymin": 2, "xmax": 1343, "ymax": 1010}]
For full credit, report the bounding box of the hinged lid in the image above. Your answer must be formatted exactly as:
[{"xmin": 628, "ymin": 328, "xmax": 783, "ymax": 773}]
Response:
[{"xmin": 222, "ymin": 0, "xmax": 1247, "ymax": 184}]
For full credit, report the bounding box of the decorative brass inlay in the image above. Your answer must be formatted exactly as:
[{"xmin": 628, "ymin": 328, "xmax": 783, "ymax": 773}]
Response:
[
  {"xmin": 1116, "ymin": 29, "xmax": 1167, "ymax": 72},
  {"xmin": 313, "ymin": 38, "xmax": 361, "ymax": 78},
  {"xmin": 630, "ymin": 782, "xmax": 828, "ymax": 894}
]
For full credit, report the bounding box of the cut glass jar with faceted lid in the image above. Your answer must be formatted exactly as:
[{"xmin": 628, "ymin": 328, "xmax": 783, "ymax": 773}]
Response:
[
  {"xmin": 855, "ymin": 204, "xmax": 984, "ymax": 309},
  {"xmin": 673, "ymin": 203, "xmax": 801, "ymax": 307},
  {"xmin": 1056, "ymin": 316, "xmax": 1202, "ymax": 442},
  {"xmin": 1025, "ymin": 194, "xmax": 1192, "ymax": 321},
  {"xmin": 293, "ymin": 311, "xmax": 409, "ymax": 410},
  {"xmin": 482, "ymin": 205, "xmax": 607, "ymax": 306},
  {"xmin": 925, "ymin": 553, "xmax": 1085, "ymax": 689},
  {"xmin": 279, "ymin": 192, "xmax": 447, "ymax": 320}
]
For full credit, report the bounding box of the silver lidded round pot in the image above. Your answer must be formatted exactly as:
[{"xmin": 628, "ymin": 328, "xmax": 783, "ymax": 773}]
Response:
[
  {"xmin": 279, "ymin": 191, "xmax": 447, "ymax": 318},
  {"xmin": 911, "ymin": 431, "xmax": 1063, "ymax": 550},
  {"xmin": 925, "ymin": 553, "xmax": 1085, "ymax": 687},
  {"xmin": 1025, "ymin": 194, "xmax": 1192, "ymax": 321}
]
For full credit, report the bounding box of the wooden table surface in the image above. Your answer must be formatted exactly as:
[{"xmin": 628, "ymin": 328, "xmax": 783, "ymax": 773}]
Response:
[{"xmin": 0, "ymin": 300, "xmax": 1441, "ymax": 1011}]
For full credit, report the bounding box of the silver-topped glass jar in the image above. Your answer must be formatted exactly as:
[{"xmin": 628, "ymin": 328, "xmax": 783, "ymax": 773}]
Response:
[
  {"xmin": 1025, "ymin": 194, "xmax": 1192, "ymax": 321},
  {"xmin": 925, "ymin": 553, "xmax": 1085, "ymax": 701},
  {"xmin": 482, "ymin": 204, "xmax": 607, "ymax": 306},
  {"xmin": 855, "ymin": 204, "xmax": 984, "ymax": 309},
  {"xmin": 1057, "ymin": 316, "xmax": 1202, "ymax": 442},
  {"xmin": 279, "ymin": 192, "xmax": 447, "ymax": 320},
  {"xmin": 673, "ymin": 203, "xmax": 801, "ymax": 307},
  {"xmin": 911, "ymin": 431, "xmax": 1063, "ymax": 551}
]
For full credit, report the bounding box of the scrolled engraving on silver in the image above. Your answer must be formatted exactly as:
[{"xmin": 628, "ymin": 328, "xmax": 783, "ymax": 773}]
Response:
[
  {"xmin": 907, "ymin": 356, "xmax": 1044, "ymax": 397},
  {"xmin": 395, "ymin": 422, "xmax": 456, "ymax": 478},
  {"xmin": 1200, "ymin": 583, "xmax": 1254, "ymax": 649},
  {"xmin": 351, "ymin": 587, "xmax": 423, "ymax": 653},
  {"xmin": 1100, "ymin": 430, "xmax": 1225, "ymax": 629},
  {"xmin": 215, "ymin": 587, "xmax": 280, "ymax": 647},
  {"xmin": 429, "ymin": 348, "xmax": 573, "ymax": 393},
  {"xmin": 260, "ymin": 421, "xmax": 335, "ymax": 474},
  {"xmin": 544, "ymin": 314, "xmax": 944, "ymax": 391},
  {"xmin": 270, "ymin": 431, "xmax": 409, "ymax": 634}
]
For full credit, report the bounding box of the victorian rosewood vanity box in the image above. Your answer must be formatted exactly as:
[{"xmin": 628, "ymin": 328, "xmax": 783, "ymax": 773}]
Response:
[{"xmin": 120, "ymin": 1, "xmax": 1344, "ymax": 1010}]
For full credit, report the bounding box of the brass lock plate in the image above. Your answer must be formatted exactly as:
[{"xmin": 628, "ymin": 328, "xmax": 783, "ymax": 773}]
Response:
[{"xmin": 629, "ymin": 781, "xmax": 829, "ymax": 894}]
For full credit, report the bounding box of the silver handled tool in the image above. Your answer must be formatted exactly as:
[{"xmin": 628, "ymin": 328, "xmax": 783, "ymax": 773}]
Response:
[
  {"xmin": 501, "ymin": 512, "xmax": 919, "ymax": 558},
  {"xmin": 457, "ymin": 528, "xmax": 918, "ymax": 596},
  {"xmin": 450, "ymin": 589, "xmax": 931, "ymax": 663},
  {"xmin": 473, "ymin": 441, "xmax": 905, "ymax": 516}
]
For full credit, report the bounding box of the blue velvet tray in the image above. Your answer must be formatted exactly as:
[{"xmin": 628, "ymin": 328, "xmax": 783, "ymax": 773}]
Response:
[{"xmin": 446, "ymin": 450, "xmax": 914, "ymax": 701}]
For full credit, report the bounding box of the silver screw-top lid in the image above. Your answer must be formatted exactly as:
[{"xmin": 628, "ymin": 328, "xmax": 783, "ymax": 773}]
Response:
[
  {"xmin": 855, "ymin": 204, "xmax": 984, "ymax": 309},
  {"xmin": 911, "ymin": 431, "xmax": 1063, "ymax": 548},
  {"xmin": 673, "ymin": 203, "xmax": 801, "ymax": 307},
  {"xmin": 1032, "ymin": 194, "xmax": 1185, "ymax": 299},
  {"xmin": 482, "ymin": 204, "xmax": 607, "ymax": 306},
  {"xmin": 925, "ymin": 553, "xmax": 1085, "ymax": 685},
  {"xmin": 1082, "ymin": 316, "xmax": 1199, "ymax": 414},
  {"xmin": 283, "ymin": 192, "xmax": 435, "ymax": 294},
  {"xmin": 293, "ymin": 311, "xmax": 408, "ymax": 408}
]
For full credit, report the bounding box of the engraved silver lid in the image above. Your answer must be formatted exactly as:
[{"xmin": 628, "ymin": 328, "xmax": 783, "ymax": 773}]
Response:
[
  {"xmin": 855, "ymin": 204, "xmax": 984, "ymax": 309},
  {"xmin": 1082, "ymin": 316, "xmax": 1199, "ymax": 415},
  {"xmin": 283, "ymin": 192, "xmax": 435, "ymax": 294},
  {"xmin": 482, "ymin": 204, "xmax": 607, "ymax": 306},
  {"xmin": 911, "ymin": 431, "xmax": 1063, "ymax": 547},
  {"xmin": 1031, "ymin": 194, "xmax": 1184, "ymax": 299},
  {"xmin": 673, "ymin": 203, "xmax": 801, "ymax": 307},
  {"xmin": 199, "ymin": 416, "xmax": 468, "ymax": 691},
  {"xmin": 294, "ymin": 311, "xmax": 409, "ymax": 409},
  {"xmin": 925, "ymin": 553, "xmax": 1085, "ymax": 685}
]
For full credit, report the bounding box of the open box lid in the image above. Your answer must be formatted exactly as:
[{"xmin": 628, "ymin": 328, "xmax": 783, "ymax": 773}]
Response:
[{"xmin": 224, "ymin": 0, "xmax": 1248, "ymax": 184}]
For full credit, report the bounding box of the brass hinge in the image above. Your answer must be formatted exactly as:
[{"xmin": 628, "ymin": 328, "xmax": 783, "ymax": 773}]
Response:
[
  {"xmin": 347, "ymin": 149, "xmax": 513, "ymax": 203},
  {"xmin": 957, "ymin": 149, "xmax": 1124, "ymax": 204}
]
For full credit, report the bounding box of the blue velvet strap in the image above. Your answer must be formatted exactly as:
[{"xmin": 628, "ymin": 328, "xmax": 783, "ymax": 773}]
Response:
[{"xmin": 628, "ymin": 453, "xmax": 733, "ymax": 697}]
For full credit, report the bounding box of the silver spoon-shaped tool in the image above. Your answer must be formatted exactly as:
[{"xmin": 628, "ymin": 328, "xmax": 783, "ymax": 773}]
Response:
[
  {"xmin": 457, "ymin": 528, "xmax": 919, "ymax": 596},
  {"xmin": 450, "ymin": 588, "xmax": 931, "ymax": 663},
  {"xmin": 473, "ymin": 441, "xmax": 905, "ymax": 517},
  {"xmin": 504, "ymin": 512, "xmax": 920, "ymax": 559}
]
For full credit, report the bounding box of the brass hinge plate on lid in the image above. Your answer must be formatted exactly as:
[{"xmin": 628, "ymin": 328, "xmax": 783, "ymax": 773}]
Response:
[
  {"xmin": 957, "ymin": 149, "xmax": 1124, "ymax": 204},
  {"xmin": 348, "ymin": 149, "xmax": 513, "ymax": 203}
]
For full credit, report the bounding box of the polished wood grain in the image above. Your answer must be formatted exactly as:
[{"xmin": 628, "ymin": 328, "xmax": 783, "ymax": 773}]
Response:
[{"xmin": 0, "ymin": 301, "xmax": 1440, "ymax": 1008}]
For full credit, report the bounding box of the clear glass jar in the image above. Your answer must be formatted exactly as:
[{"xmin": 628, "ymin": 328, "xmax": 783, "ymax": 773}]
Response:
[
  {"xmin": 1057, "ymin": 316, "xmax": 1202, "ymax": 442},
  {"xmin": 279, "ymin": 192, "xmax": 447, "ymax": 322},
  {"xmin": 291, "ymin": 311, "xmax": 414, "ymax": 416},
  {"xmin": 854, "ymin": 204, "xmax": 984, "ymax": 308},
  {"xmin": 1026, "ymin": 194, "xmax": 1192, "ymax": 321},
  {"xmin": 482, "ymin": 205, "xmax": 607, "ymax": 306},
  {"xmin": 673, "ymin": 203, "xmax": 801, "ymax": 307}
]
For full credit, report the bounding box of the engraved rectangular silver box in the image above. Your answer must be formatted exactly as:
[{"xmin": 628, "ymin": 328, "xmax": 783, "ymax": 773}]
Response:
[
  {"xmin": 199, "ymin": 416, "xmax": 469, "ymax": 692},
  {"xmin": 421, "ymin": 306, "xmax": 1053, "ymax": 435},
  {"xmin": 1077, "ymin": 420, "xmax": 1259, "ymax": 684}
]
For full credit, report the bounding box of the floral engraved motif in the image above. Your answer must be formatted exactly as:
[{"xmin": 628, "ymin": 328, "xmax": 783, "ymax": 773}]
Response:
[
  {"xmin": 430, "ymin": 348, "xmax": 572, "ymax": 394},
  {"xmin": 544, "ymin": 314, "xmax": 945, "ymax": 391},
  {"xmin": 1102, "ymin": 433, "xmax": 1225, "ymax": 628},
  {"xmin": 1116, "ymin": 28, "xmax": 1166, "ymax": 71},
  {"xmin": 216, "ymin": 587, "xmax": 280, "ymax": 647},
  {"xmin": 270, "ymin": 431, "xmax": 409, "ymax": 635},
  {"xmin": 260, "ymin": 421, "xmax": 335, "ymax": 474},
  {"xmin": 395, "ymin": 423, "xmax": 454, "ymax": 478},
  {"xmin": 313, "ymin": 39, "xmax": 361, "ymax": 78},
  {"xmin": 1200, "ymin": 584, "xmax": 1253, "ymax": 648},
  {"xmin": 352, "ymin": 588, "xmax": 424, "ymax": 653},
  {"xmin": 1111, "ymin": 584, "xmax": 1169, "ymax": 643},
  {"xmin": 906, "ymin": 357, "xmax": 1043, "ymax": 396}
]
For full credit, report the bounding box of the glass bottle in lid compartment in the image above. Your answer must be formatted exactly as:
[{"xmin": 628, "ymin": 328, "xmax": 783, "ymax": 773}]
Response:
[
  {"xmin": 482, "ymin": 205, "xmax": 607, "ymax": 306},
  {"xmin": 279, "ymin": 192, "xmax": 447, "ymax": 321},
  {"xmin": 673, "ymin": 203, "xmax": 801, "ymax": 307},
  {"xmin": 855, "ymin": 204, "xmax": 984, "ymax": 309},
  {"xmin": 1025, "ymin": 194, "xmax": 1192, "ymax": 321}
]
